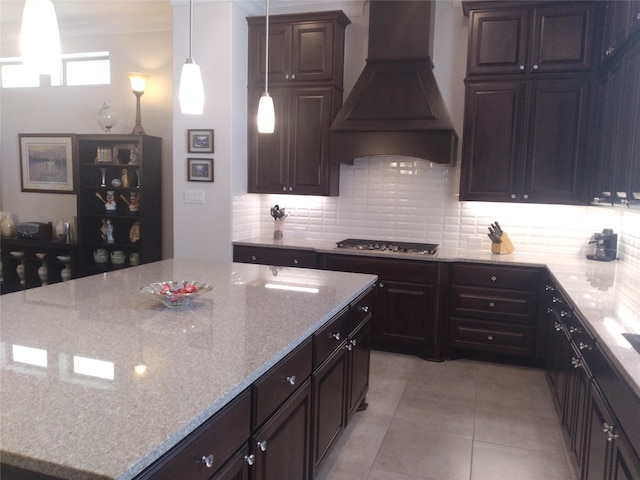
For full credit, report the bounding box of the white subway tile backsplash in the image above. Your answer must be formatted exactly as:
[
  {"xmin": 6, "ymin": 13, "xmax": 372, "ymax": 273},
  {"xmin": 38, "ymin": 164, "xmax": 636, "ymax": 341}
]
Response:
[{"xmin": 232, "ymin": 155, "xmax": 639, "ymax": 265}]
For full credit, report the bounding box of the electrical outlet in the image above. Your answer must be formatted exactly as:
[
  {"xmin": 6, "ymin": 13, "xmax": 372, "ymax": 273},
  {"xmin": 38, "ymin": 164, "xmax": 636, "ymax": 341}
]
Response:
[{"xmin": 184, "ymin": 190, "xmax": 205, "ymax": 204}]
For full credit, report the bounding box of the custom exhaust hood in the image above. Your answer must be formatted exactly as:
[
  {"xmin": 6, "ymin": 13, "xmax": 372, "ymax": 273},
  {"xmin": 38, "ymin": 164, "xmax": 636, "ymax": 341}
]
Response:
[{"xmin": 330, "ymin": 0, "xmax": 458, "ymax": 164}]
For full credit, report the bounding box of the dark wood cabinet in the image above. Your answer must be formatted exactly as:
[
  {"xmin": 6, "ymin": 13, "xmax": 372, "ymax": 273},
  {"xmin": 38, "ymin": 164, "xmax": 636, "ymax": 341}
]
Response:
[
  {"xmin": 465, "ymin": 2, "xmax": 595, "ymax": 76},
  {"xmin": 448, "ymin": 263, "xmax": 541, "ymax": 359},
  {"xmin": 601, "ymin": 1, "xmax": 635, "ymax": 63},
  {"xmin": 323, "ymin": 254, "xmax": 439, "ymax": 359},
  {"xmin": 592, "ymin": 39, "xmax": 640, "ymax": 207},
  {"xmin": 210, "ymin": 445, "xmax": 251, "ymax": 480},
  {"xmin": 247, "ymin": 11, "xmax": 349, "ymax": 196},
  {"xmin": 233, "ymin": 244, "xmax": 320, "ymax": 269},
  {"xmin": 1, "ymin": 237, "xmax": 77, "ymax": 293},
  {"xmin": 461, "ymin": 77, "xmax": 590, "ymax": 204},
  {"xmin": 75, "ymin": 134, "xmax": 161, "ymax": 276}
]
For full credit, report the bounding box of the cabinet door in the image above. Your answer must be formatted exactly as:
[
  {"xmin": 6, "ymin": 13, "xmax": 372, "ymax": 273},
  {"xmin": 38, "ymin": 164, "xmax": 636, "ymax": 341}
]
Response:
[
  {"xmin": 610, "ymin": 435, "xmax": 640, "ymax": 480},
  {"xmin": 347, "ymin": 317, "xmax": 371, "ymax": 421},
  {"xmin": 460, "ymin": 81, "xmax": 526, "ymax": 201},
  {"xmin": 524, "ymin": 79, "xmax": 590, "ymax": 204},
  {"xmin": 248, "ymin": 23, "xmax": 291, "ymax": 87},
  {"xmin": 531, "ymin": 3, "xmax": 595, "ymax": 73},
  {"xmin": 211, "ymin": 445, "xmax": 251, "ymax": 480},
  {"xmin": 248, "ymin": 87, "xmax": 290, "ymax": 194},
  {"xmin": 291, "ymin": 21, "xmax": 336, "ymax": 83},
  {"xmin": 288, "ymin": 86, "xmax": 336, "ymax": 195},
  {"xmin": 376, "ymin": 280, "xmax": 435, "ymax": 350},
  {"xmin": 563, "ymin": 344, "xmax": 590, "ymax": 469},
  {"xmin": 252, "ymin": 379, "xmax": 312, "ymax": 480},
  {"xmin": 583, "ymin": 384, "xmax": 613, "ymax": 480},
  {"xmin": 311, "ymin": 346, "xmax": 347, "ymax": 476},
  {"xmin": 466, "ymin": 8, "xmax": 530, "ymax": 75},
  {"xmin": 593, "ymin": 61, "xmax": 625, "ymax": 204}
]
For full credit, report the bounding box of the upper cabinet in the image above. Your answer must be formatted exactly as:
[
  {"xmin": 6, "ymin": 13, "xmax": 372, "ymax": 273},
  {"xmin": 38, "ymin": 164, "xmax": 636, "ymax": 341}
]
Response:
[
  {"xmin": 247, "ymin": 11, "xmax": 349, "ymax": 196},
  {"xmin": 461, "ymin": 1, "xmax": 596, "ymax": 205},
  {"xmin": 465, "ymin": 2, "xmax": 596, "ymax": 76}
]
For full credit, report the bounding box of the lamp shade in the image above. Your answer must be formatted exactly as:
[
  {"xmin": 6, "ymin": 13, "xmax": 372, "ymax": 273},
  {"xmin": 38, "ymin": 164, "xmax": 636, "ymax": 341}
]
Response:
[
  {"xmin": 179, "ymin": 61, "xmax": 204, "ymax": 115},
  {"xmin": 127, "ymin": 72, "xmax": 148, "ymax": 93},
  {"xmin": 257, "ymin": 93, "xmax": 275, "ymax": 133},
  {"xmin": 20, "ymin": 0, "xmax": 61, "ymax": 76}
]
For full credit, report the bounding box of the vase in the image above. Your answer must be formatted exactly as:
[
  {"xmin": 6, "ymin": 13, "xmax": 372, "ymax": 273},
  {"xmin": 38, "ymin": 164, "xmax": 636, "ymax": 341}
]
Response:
[
  {"xmin": 1, "ymin": 213, "xmax": 16, "ymax": 237},
  {"xmin": 273, "ymin": 220, "xmax": 284, "ymax": 240}
]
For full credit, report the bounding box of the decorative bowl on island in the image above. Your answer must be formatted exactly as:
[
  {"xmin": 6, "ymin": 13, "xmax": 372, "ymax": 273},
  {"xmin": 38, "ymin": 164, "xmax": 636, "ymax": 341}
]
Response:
[{"xmin": 141, "ymin": 281, "xmax": 212, "ymax": 308}]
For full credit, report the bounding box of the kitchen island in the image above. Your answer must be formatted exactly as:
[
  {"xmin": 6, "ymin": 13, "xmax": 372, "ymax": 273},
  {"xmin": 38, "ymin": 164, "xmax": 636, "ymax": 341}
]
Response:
[{"xmin": 0, "ymin": 259, "xmax": 377, "ymax": 479}]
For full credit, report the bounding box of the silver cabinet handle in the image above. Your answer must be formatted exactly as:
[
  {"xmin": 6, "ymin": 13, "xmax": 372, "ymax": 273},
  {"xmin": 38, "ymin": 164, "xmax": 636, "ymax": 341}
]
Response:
[
  {"xmin": 511, "ymin": 193, "xmax": 516, "ymax": 199},
  {"xmin": 293, "ymin": 259, "xmax": 299, "ymax": 264},
  {"xmin": 358, "ymin": 305, "xmax": 369, "ymax": 313},
  {"xmin": 490, "ymin": 276, "xmax": 497, "ymax": 282},
  {"xmin": 257, "ymin": 440, "xmax": 268, "ymax": 452},
  {"xmin": 288, "ymin": 186, "xmax": 293, "ymax": 191},
  {"xmin": 519, "ymin": 65, "xmax": 525, "ymax": 71},
  {"xmin": 579, "ymin": 342, "xmax": 593, "ymax": 351},
  {"xmin": 332, "ymin": 332, "xmax": 341, "ymax": 341},
  {"xmin": 560, "ymin": 310, "xmax": 571, "ymax": 317},
  {"xmin": 282, "ymin": 186, "xmax": 287, "ymax": 191},
  {"xmin": 554, "ymin": 322, "xmax": 563, "ymax": 332},
  {"xmin": 569, "ymin": 326, "xmax": 582, "ymax": 334},
  {"xmin": 523, "ymin": 194, "xmax": 529, "ymax": 199},
  {"xmin": 285, "ymin": 375, "xmax": 296, "ymax": 385},
  {"xmin": 532, "ymin": 65, "xmax": 539, "ymax": 70},
  {"xmin": 251, "ymin": 255, "xmax": 257, "ymax": 261},
  {"xmin": 379, "ymin": 282, "xmax": 384, "ymax": 288},
  {"xmin": 489, "ymin": 302, "xmax": 495, "ymax": 308},
  {"xmin": 245, "ymin": 454, "xmax": 255, "ymax": 465},
  {"xmin": 571, "ymin": 357, "xmax": 582, "ymax": 369},
  {"xmin": 487, "ymin": 335, "xmax": 493, "ymax": 341},
  {"xmin": 545, "ymin": 285, "xmax": 555, "ymax": 291},
  {"xmin": 285, "ymin": 74, "xmax": 290, "ymax": 79},
  {"xmin": 201, "ymin": 455, "xmax": 215, "ymax": 468}
]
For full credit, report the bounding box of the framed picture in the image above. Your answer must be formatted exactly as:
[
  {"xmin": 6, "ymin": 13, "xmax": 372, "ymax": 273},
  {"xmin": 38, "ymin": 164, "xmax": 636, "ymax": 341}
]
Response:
[
  {"xmin": 188, "ymin": 129, "xmax": 214, "ymax": 153},
  {"xmin": 19, "ymin": 134, "xmax": 75, "ymax": 193},
  {"xmin": 188, "ymin": 158, "xmax": 214, "ymax": 182}
]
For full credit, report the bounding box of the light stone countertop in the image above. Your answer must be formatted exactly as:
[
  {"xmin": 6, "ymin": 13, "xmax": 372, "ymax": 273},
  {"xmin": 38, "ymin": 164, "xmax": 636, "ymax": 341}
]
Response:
[
  {"xmin": 234, "ymin": 237, "xmax": 640, "ymax": 397},
  {"xmin": 0, "ymin": 259, "xmax": 377, "ymax": 480}
]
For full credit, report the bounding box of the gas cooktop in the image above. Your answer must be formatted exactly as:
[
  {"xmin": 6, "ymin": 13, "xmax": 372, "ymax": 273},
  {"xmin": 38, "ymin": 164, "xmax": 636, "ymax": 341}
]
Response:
[{"xmin": 335, "ymin": 238, "xmax": 438, "ymax": 255}]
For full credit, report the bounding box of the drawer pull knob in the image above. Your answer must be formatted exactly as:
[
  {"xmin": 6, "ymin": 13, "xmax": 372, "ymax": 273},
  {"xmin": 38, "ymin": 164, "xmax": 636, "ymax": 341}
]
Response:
[
  {"xmin": 202, "ymin": 455, "xmax": 215, "ymax": 468},
  {"xmin": 560, "ymin": 311, "xmax": 571, "ymax": 317},
  {"xmin": 571, "ymin": 357, "xmax": 582, "ymax": 369},
  {"xmin": 285, "ymin": 375, "xmax": 296, "ymax": 385},
  {"xmin": 487, "ymin": 335, "xmax": 493, "ymax": 341},
  {"xmin": 245, "ymin": 454, "xmax": 256, "ymax": 465},
  {"xmin": 579, "ymin": 342, "xmax": 593, "ymax": 351},
  {"xmin": 345, "ymin": 343, "xmax": 353, "ymax": 351},
  {"xmin": 490, "ymin": 276, "xmax": 497, "ymax": 282},
  {"xmin": 251, "ymin": 255, "xmax": 257, "ymax": 261},
  {"xmin": 258, "ymin": 440, "xmax": 268, "ymax": 452},
  {"xmin": 293, "ymin": 259, "xmax": 299, "ymax": 264},
  {"xmin": 351, "ymin": 339, "xmax": 357, "ymax": 347},
  {"xmin": 569, "ymin": 326, "xmax": 582, "ymax": 334},
  {"xmin": 545, "ymin": 285, "xmax": 555, "ymax": 291},
  {"xmin": 554, "ymin": 322, "xmax": 563, "ymax": 332},
  {"xmin": 489, "ymin": 302, "xmax": 495, "ymax": 308},
  {"xmin": 332, "ymin": 332, "xmax": 341, "ymax": 341},
  {"xmin": 357, "ymin": 305, "xmax": 369, "ymax": 313},
  {"xmin": 552, "ymin": 297, "xmax": 563, "ymax": 303}
]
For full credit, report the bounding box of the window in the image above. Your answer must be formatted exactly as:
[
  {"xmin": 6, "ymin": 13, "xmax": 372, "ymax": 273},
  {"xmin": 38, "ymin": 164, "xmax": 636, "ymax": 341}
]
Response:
[{"xmin": 0, "ymin": 51, "xmax": 110, "ymax": 88}]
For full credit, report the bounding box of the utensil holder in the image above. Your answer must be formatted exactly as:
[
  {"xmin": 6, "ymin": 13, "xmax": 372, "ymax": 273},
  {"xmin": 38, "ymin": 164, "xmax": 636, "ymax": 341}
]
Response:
[{"xmin": 491, "ymin": 232, "xmax": 515, "ymax": 254}]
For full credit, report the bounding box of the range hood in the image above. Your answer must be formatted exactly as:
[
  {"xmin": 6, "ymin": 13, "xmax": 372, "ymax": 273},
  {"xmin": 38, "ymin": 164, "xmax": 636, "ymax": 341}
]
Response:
[{"xmin": 330, "ymin": 0, "xmax": 458, "ymax": 164}]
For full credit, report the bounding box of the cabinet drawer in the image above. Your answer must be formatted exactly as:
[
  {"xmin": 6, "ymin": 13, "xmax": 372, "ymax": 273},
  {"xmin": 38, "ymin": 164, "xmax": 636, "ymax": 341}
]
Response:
[
  {"xmin": 253, "ymin": 338, "xmax": 313, "ymax": 428},
  {"xmin": 449, "ymin": 318, "xmax": 535, "ymax": 356},
  {"xmin": 351, "ymin": 287, "xmax": 375, "ymax": 331},
  {"xmin": 141, "ymin": 389, "xmax": 251, "ymax": 480},
  {"xmin": 451, "ymin": 264, "xmax": 539, "ymax": 291},
  {"xmin": 450, "ymin": 286, "xmax": 536, "ymax": 324},
  {"xmin": 233, "ymin": 245, "xmax": 319, "ymax": 268},
  {"xmin": 314, "ymin": 308, "xmax": 349, "ymax": 368},
  {"xmin": 325, "ymin": 254, "xmax": 437, "ymax": 283}
]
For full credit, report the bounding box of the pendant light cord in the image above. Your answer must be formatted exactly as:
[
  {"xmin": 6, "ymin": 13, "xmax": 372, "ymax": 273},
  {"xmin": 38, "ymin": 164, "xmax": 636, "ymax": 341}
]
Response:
[
  {"xmin": 188, "ymin": 0, "xmax": 194, "ymax": 61},
  {"xmin": 264, "ymin": 0, "xmax": 269, "ymax": 94}
]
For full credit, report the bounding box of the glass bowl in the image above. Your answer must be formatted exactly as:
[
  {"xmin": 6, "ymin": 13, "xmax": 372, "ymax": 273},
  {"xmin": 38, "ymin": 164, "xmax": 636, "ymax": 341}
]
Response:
[{"xmin": 141, "ymin": 281, "xmax": 212, "ymax": 308}]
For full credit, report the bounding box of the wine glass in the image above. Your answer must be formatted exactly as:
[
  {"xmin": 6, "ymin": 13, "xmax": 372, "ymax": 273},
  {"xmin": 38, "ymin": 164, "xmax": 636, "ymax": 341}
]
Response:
[{"xmin": 97, "ymin": 102, "xmax": 118, "ymax": 133}]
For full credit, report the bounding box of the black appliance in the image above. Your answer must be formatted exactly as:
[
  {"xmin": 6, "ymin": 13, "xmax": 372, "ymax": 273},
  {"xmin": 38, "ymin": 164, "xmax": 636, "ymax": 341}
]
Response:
[
  {"xmin": 586, "ymin": 229, "xmax": 618, "ymax": 262},
  {"xmin": 336, "ymin": 238, "xmax": 438, "ymax": 255}
]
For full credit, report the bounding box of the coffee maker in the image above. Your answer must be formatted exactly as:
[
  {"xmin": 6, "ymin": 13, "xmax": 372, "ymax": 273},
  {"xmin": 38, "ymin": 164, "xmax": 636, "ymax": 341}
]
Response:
[{"xmin": 586, "ymin": 229, "xmax": 618, "ymax": 262}]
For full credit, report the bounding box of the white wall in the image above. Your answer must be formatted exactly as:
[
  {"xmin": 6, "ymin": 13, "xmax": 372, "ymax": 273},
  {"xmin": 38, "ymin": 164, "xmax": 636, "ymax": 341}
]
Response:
[{"xmin": 0, "ymin": 4, "xmax": 174, "ymax": 257}]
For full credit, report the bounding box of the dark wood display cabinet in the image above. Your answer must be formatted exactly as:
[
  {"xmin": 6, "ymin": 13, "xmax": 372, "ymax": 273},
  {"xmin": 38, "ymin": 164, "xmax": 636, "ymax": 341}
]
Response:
[
  {"xmin": 460, "ymin": 1, "xmax": 597, "ymax": 205},
  {"xmin": 448, "ymin": 263, "xmax": 542, "ymax": 361},
  {"xmin": 247, "ymin": 11, "xmax": 349, "ymax": 196},
  {"xmin": 75, "ymin": 134, "xmax": 161, "ymax": 276},
  {"xmin": 1, "ymin": 236, "xmax": 77, "ymax": 294}
]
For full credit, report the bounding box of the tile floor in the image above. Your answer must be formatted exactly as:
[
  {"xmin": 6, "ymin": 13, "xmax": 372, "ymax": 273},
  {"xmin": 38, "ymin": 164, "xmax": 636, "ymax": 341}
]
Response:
[{"xmin": 315, "ymin": 351, "xmax": 577, "ymax": 480}]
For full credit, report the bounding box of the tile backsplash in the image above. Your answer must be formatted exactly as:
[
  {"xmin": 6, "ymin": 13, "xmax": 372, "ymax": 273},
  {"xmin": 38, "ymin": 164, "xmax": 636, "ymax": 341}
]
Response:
[{"xmin": 233, "ymin": 156, "xmax": 639, "ymax": 267}]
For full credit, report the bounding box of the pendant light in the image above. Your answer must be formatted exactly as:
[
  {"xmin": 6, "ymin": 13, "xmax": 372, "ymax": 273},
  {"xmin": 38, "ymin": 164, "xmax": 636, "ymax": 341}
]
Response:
[
  {"xmin": 257, "ymin": 0, "xmax": 275, "ymax": 133},
  {"xmin": 20, "ymin": 0, "xmax": 61, "ymax": 76},
  {"xmin": 179, "ymin": 0, "xmax": 204, "ymax": 115}
]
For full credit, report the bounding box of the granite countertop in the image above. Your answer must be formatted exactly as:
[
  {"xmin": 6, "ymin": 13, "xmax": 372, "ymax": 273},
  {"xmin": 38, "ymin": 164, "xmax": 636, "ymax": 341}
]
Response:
[
  {"xmin": 234, "ymin": 237, "xmax": 640, "ymax": 397},
  {"xmin": 0, "ymin": 259, "xmax": 377, "ymax": 479}
]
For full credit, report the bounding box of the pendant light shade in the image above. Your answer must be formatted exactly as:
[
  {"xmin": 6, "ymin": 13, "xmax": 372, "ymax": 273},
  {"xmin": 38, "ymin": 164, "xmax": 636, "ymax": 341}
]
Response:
[
  {"xmin": 20, "ymin": 0, "xmax": 61, "ymax": 76},
  {"xmin": 179, "ymin": 0, "xmax": 204, "ymax": 115},
  {"xmin": 257, "ymin": 0, "xmax": 275, "ymax": 133}
]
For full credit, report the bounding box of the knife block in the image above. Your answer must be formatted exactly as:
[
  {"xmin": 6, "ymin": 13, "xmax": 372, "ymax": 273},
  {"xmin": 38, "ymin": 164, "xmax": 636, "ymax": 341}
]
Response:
[{"xmin": 491, "ymin": 232, "xmax": 515, "ymax": 254}]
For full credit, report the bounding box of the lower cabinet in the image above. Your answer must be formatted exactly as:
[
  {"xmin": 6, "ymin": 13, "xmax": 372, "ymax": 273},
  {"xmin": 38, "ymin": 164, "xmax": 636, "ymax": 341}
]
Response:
[
  {"xmin": 251, "ymin": 379, "xmax": 313, "ymax": 480},
  {"xmin": 233, "ymin": 245, "xmax": 320, "ymax": 268},
  {"xmin": 324, "ymin": 254, "xmax": 438, "ymax": 359},
  {"xmin": 211, "ymin": 445, "xmax": 251, "ymax": 480}
]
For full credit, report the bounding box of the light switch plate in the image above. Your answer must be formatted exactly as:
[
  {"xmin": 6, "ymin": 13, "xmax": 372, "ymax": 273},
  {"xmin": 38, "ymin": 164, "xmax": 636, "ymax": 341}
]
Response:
[{"xmin": 184, "ymin": 190, "xmax": 205, "ymax": 204}]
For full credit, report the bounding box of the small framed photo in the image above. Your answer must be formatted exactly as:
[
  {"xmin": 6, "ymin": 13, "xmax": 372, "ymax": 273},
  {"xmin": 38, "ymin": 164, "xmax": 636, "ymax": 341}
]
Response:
[
  {"xmin": 187, "ymin": 158, "xmax": 214, "ymax": 182},
  {"xmin": 188, "ymin": 129, "xmax": 214, "ymax": 153},
  {"xmin": 19, "ymin": 134, "xmax": 75, "ymax": 193}
]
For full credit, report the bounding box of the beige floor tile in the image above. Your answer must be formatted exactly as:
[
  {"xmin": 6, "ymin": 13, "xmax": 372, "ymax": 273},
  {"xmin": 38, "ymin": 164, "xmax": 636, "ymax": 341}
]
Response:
[
  {"xmin": 367, "ymin": 468, "xmax": 435, "ymax": 480},
  {"xmin": 471, "ymin": 440, "xmax": 574, "ymax": 480},
  {"xmin": 373, "ymin": 417, "xmax": 473, "ymax": 480},
  {"xmin": 393, "ymin": 394, "xmax": 476, "ymax": 438},
  {"xmin": 404, "ymin": 373, "xmax": 477, "ymax": 404}
]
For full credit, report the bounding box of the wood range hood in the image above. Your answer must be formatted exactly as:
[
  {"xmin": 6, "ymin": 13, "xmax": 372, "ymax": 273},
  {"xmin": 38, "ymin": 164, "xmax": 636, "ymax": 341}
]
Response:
[{"xmin": 330, "ymin": 0, "xmax": 458, "ymax": 165}]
